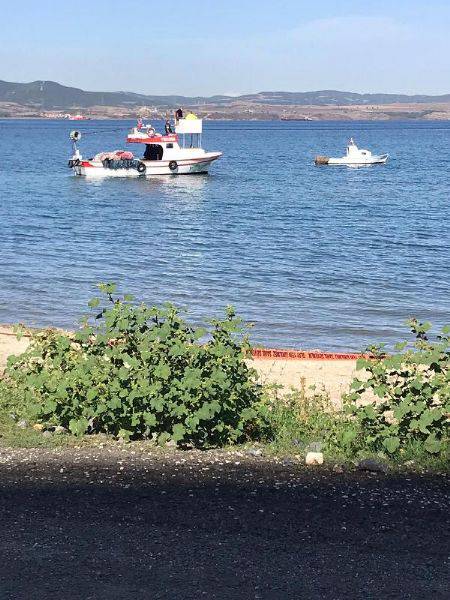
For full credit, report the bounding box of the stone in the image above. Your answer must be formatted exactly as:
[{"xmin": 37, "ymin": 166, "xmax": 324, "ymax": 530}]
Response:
[
  {"xmin": 245, "ymin": 448, "xmax": 262, "ymax": 457},
  {"xmin": 333, "ymin": 464, "xmax": 344, "ymax": 474},
  {"xmin": 357, "ymin": 458, "xmax": 388, "ymax": 474},
  {"xmin": 291, "ymin": 439, "xmax": 305, "ymax": 448},
  {"xmin": 53, "ymin": 425, "xmax": 67, "ymax": 434},
  {"xmin": 32, "ymin": 423, "xmax": 44, "ymax": 431},
  {"xmin": 305, "ymin": 452, "xmax": 324, "ymax": 466},
  {"xmin": 17, "ymin": 419, "xmax": 28, "ymax": 429},
  {"xmin": 42, "ymin": 430, "xmax": 52, "ymax": 438},
  {"xmin": 165, "ymin": 440, "xmax": 177, "ymax": 448}
]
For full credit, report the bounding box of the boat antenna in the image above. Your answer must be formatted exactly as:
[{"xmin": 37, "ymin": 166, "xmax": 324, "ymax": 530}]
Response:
[{"xmin": 69, "ymin": 130, "xmax": 81, "ymax": 154}]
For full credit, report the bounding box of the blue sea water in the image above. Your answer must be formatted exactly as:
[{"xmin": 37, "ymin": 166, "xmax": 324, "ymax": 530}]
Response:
[{"xmin": 0, "ymin": 119, "xmax": 449, "ymax": 351}]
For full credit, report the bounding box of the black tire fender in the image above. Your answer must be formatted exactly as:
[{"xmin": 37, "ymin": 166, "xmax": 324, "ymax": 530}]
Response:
[{"xmin": 169, "ymin": 160, "xmax": 178, "ymax": 171}]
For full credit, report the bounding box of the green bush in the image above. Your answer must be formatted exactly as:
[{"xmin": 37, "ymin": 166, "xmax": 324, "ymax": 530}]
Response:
[
  {"xmin": 346, "ymin": 320, "xmax": 449, "ymax": 456},
  {"xmin": 0, "ymin": 284, "xmax": 262, "ymax": 446},
  {"xmin": 256, "ymin": 381, "xmax": 359, "ymax": 457}
]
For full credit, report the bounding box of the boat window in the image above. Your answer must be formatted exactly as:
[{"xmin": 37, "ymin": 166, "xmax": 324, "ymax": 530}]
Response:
[{"xmin": 166, "ymin": 143, "xmax": 173, "ymax": 148}]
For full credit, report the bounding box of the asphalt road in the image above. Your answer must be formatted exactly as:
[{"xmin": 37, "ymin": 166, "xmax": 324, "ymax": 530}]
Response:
[{"xmin": 0, "ymin": 448, "xmax": 448, "ymax": 599}]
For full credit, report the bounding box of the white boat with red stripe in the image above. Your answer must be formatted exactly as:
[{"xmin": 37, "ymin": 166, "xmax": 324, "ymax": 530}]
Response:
[{"xmin": 68, "ymin": 117, "xmax": 222, "ymax": 177}]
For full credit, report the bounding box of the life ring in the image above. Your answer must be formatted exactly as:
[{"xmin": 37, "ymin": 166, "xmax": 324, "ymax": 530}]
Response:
[
  {"xmin": 169, "ymin": 160, "xmax": 178, "ymax": 172},
  {"xmin": 137, "ymin": 162, "xmax": 146, "ymax": 174}
]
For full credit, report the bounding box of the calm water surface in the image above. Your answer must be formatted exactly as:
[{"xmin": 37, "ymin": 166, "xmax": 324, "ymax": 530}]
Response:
[{"xmin": 0, "ymin": 119, "xmax": 449, "ymax": 350}]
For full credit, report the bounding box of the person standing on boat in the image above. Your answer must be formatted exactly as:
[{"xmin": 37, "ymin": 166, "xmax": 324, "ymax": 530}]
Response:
[
  {"xmin": 175, "ymin": 107, "xmax": 183, "ymax": 123},
  {"xmin": 165, "ymin": 119, "xmax": 173, "ymax": 134}
]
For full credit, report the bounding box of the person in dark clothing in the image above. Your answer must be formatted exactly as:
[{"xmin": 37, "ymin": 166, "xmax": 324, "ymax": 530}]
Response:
[
  {"xmin": 144, "ymin": 144, "xmax": 163, "ymax": 161},
  {"xmin": 175, "ymin": 108, "xmax": 183, "ymax": 122},
  {"xmin": 144, "ymin": 144, "xmax": 156, "ymax": 160},
  {"xmin": 165, "ymin": 119, "xmax": 173, "ymax": 134}
]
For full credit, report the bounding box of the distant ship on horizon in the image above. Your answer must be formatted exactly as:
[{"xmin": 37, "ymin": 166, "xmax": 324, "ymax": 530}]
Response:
[
  {"xmin": 68, "ymin": 114, "xmax": 90, "ymax": 121},
  {"xmin": 280, "ymin": 116, "xmax": 313, "ymax": 121}
]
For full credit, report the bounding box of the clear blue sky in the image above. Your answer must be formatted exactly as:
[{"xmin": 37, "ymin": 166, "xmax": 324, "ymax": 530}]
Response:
[{"xmin": 1, "ymin": 0, "xmax": 449, "ymax": 96}]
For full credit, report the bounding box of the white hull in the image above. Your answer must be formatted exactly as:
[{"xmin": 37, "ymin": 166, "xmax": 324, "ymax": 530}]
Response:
[
  {"xmin": 315, "ymin": 140, "xmax": 389, "ymax": 167},
  {"xmin": 73, "ymin": 153, "xmax": 221, "ymax": 178},
  {"xmin": 327, "ymin": 154, "xmax": 389, "ymax": 166}
]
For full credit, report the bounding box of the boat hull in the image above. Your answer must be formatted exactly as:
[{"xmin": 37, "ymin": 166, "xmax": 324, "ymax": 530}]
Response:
[
  {"xmin": 73, "ymin": 153, "xmax": 221, "ymax": 177},
  {"xmin": 327, "ymin": 154, "xmax": 389, "ymax": 166}
]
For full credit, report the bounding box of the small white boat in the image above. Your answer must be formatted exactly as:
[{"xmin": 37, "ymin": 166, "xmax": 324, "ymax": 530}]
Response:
[
  {"xmin": 315, "ymin": 138, "xmax": 389, "ymax": 166},
  {"xmin": 68, "ymin": 117, "xmax": 222, "ymax": 178}
]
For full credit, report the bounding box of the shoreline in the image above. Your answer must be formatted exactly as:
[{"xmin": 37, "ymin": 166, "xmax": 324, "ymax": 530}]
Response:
[{"xmin": 2, "ymin": 115, "xmax": 450, "ymax": 122}]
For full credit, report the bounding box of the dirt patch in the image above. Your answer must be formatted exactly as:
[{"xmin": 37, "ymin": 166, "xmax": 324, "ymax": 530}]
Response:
[
  {"xmin": 253, "ymin": 357, "xmax": 356, "ymax": 406},
  {"xmin": 0, "ymin": 326, "xmax": 30, "ymax": 372}
]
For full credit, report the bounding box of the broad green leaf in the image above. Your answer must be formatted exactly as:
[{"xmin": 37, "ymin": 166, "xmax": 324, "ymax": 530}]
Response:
[
  {"xmin": 383, "ymin": 436, "xmax": 400, "ymax": 454},
  {"xmin": 143, "ymin": 412, "xmax": 157, "ymax": 427},
  {"xmin": 118, "ymin": 428, "xmax": 132, "ymax": 441},
  {"xmin": 424, "ymin": 435, "xmax": 442, "ymax": 454},
  {"xmin": 44, "ymin": 400, "xmax": 57, "ymax": 413},
  {"xmin": 172, "ymin": 423, "xmax": 186, "ymax": 442},
  {"xmin": 86, "ymin": 388, "xmax": 98, "ymax": 402},
  {"xmin": 68, "ymin": 417, "xmax": 89, "ymax": 436},
  {"xmin": 88, "ymin": 298, "xmax": 100, "ymax": 308}
]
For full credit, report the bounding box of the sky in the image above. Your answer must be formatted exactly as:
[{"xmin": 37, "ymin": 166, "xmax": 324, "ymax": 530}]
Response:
[{"xmin": 1, "ymin": 0, "xmax": 449, "ymax": 96}]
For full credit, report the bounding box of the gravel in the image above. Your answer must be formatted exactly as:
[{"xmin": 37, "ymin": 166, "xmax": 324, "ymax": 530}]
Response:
[{"xmin": 0, "ymin": 446, "xmax": 448, "ymax": 599}]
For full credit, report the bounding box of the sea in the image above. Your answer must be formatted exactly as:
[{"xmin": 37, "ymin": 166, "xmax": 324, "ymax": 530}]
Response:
[{"xmin": 0, "ymin": 119, "xmax": 449, "ymax": 351}]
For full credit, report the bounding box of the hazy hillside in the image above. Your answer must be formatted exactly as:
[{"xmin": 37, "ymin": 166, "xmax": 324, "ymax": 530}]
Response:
[
  {"xmin": 0, "ymin": 80, "xmax": 230, "ymax": 109},
  {"xmin": 1, "ymin": 80, "xmax": 450, "ymax": 109},
  {"xmin": 238, "ymin": 90, "xmax": 450, "ymax": 105}
]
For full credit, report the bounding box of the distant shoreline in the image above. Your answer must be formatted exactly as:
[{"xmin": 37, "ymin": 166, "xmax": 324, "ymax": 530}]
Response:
[
  {"xmin": 2, "ymin": 114, "xmax": 450, "ymax": 122},
  {"xmin": 3, "ymin": 98, "xmax": 450, "ymax": 122}
]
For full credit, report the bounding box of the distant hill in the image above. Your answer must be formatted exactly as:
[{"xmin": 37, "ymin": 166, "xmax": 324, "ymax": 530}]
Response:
[
  {"xmin": 1, "ymin": 80, "xmax": 450, "ymax": 109},
  {"xmin": 0, "ymin": 80, "xmax": 230, "ymax": 109},
  {"xmin": 238, "ymin": 90, "xmax": 450, "ymax": 105}
]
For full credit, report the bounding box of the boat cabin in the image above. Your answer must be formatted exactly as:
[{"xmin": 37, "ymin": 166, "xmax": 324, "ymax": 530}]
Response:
[
  {"xmin": 127, "ymin": 119, "xmax": 204, "ymax": 161},
  {"xmin": 346, "ymin": 138, "xmax": 372, "ymax": 158}
]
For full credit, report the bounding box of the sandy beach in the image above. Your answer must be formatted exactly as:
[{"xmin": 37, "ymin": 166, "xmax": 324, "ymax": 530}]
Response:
[{"xmin": 0, "ymin": 325, "xmax": 356, "ymax": 406}]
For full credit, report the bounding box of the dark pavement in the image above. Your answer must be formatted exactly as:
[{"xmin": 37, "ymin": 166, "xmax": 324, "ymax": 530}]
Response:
[{"xmin": 0, "ymin": 448, "xmax": 448, "ymax": 599}]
